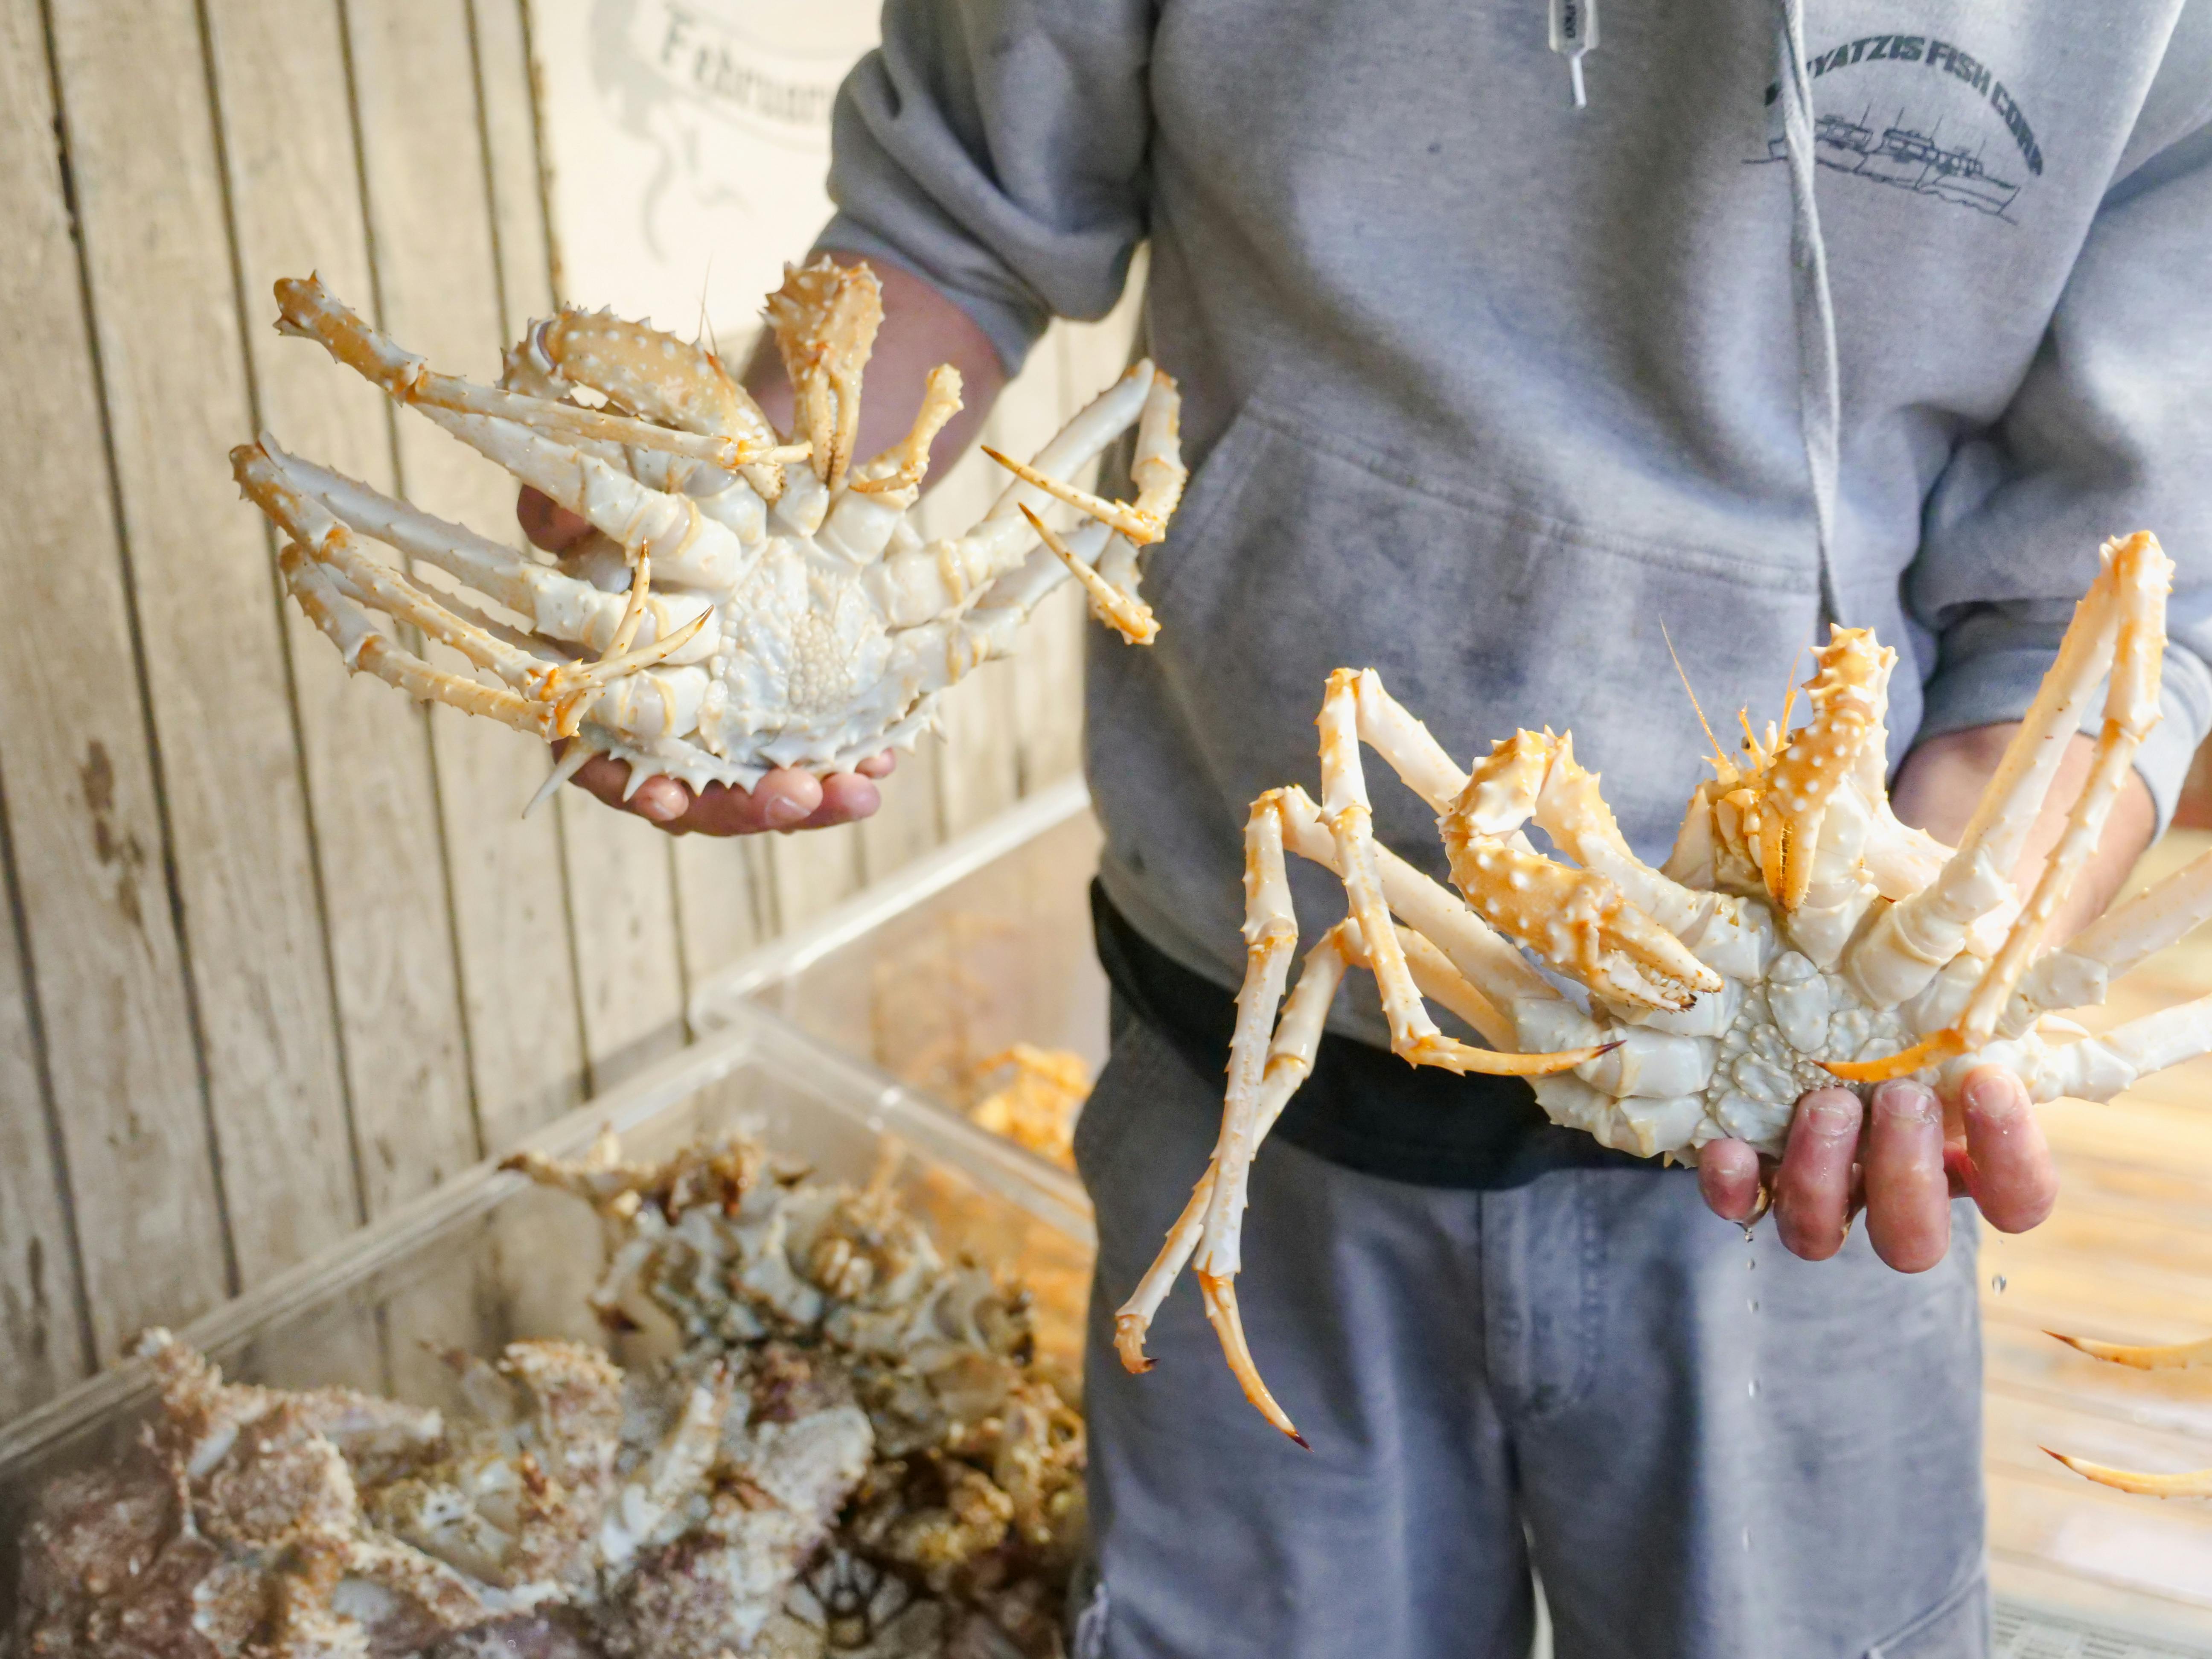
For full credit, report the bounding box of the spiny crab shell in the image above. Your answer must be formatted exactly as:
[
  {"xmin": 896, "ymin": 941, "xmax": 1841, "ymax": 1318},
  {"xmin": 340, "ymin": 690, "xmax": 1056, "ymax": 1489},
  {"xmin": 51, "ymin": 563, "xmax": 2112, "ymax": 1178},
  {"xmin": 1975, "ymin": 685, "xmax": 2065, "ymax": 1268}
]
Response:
[
  {"xmin": 1120, "ymin": 531, "xmax": 2212, "ymax": 1442},
  {"xmin": 16, "ymin": 1133, "xmax": 1086, "ymax": 1659},
  {"xmin": 15, "ymin": 1328, "xmax": 873, "ymax": 1659},
  {"xmin": 230, "ymin": 256, "xmax": 1184, "ymax": 803}
]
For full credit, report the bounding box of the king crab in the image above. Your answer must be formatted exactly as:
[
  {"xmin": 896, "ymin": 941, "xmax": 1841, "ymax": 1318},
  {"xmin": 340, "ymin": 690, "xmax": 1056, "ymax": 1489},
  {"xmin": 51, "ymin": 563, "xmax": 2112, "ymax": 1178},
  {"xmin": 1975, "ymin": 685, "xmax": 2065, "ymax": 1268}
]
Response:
[
  {"xmin": 1117, "ymin": 532, "xmax": 2212, "ymax": 1441},
  {"xmin": 230, "ymin": 257, "xmax": 1183, "ymax": 809}
]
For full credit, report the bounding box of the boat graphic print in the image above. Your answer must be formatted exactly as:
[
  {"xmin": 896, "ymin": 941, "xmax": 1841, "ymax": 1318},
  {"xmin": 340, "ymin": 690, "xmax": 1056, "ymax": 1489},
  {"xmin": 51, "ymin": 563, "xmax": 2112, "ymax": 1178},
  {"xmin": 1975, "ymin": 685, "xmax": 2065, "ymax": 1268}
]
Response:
[{"xmin": 1760, "ymin": 111, "xmax": 2020, "ymax": 218}]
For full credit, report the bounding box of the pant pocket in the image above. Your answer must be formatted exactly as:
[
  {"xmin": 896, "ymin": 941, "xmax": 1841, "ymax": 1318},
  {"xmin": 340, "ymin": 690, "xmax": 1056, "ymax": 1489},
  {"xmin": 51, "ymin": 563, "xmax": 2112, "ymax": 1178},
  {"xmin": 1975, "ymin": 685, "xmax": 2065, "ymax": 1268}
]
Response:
[{"xmin": 1866, "ymin": 1571, "xmax": 1988, "ymax": 1659}]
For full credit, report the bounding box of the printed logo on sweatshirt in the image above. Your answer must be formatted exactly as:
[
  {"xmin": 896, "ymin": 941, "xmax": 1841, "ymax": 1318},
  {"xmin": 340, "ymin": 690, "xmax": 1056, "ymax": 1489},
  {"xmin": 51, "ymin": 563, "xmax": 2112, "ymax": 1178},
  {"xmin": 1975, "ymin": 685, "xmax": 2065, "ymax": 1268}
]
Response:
[{"xmin": 1752, "ymin": 34, "xmax": 2041, "ymax": 220}]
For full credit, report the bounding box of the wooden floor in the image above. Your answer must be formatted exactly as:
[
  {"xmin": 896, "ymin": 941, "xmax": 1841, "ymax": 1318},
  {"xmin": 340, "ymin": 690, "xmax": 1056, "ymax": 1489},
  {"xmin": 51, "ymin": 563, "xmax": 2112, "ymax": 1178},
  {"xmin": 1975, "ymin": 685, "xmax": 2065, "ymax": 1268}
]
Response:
[{"xmin": 1985, "ymin": 829, "xmax": 2212, "ymax": 1635}]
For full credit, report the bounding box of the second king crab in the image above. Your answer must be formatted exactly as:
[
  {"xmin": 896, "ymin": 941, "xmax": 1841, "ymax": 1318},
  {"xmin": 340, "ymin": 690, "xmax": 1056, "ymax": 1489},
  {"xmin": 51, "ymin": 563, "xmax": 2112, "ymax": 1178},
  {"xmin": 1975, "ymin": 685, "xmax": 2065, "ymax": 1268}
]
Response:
[{"xmin": 1121, "ymin": 531, "xmax": 2212, "ymax": 1442}]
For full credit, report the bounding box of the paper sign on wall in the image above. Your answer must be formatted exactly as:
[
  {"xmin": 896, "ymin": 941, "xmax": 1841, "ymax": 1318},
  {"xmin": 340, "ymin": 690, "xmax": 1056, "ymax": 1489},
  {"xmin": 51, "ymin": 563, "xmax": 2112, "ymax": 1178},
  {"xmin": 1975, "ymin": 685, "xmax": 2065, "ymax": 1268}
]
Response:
[{"xmin": 530, "ymin": 0, "xmax": 879, "ymax": 337}]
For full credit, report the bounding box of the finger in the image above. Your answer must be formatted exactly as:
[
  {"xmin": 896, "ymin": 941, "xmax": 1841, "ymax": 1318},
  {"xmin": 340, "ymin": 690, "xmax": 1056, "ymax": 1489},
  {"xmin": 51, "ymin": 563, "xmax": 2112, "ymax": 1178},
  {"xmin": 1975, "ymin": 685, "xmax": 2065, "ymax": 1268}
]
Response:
[
  {"xmin": 1697, "ymin": 1138, "xmax": 1764, "ymax": 1224},
  {"xmin": 1863, "ymin": 1079, "xmax": 1951, "ymax": 1272},
  {"xmin": 795, "ymin": 771, "xmax": 882, "ymax": 828},
  {"xmin": 855, "ymin": 751, "xmax": 898, "ymax": 780},
  {"xmin": 517, "ymin": 486, "xmax": 592, "ymax": 552},
  {"xmin": 1959, "ymin": 1065, "xmax": 2058, "ymax": 1233},
  {"xmin": 1772, "ymin": 1087, "xmax": 1863, "ymax": 1262},
  {"xmin": 569, "ymin": 753, "xmax": 693, "ymax": 825},
  {"xmin": 672, "ymin": 769, "xmax": 826, "ymax": 836}
]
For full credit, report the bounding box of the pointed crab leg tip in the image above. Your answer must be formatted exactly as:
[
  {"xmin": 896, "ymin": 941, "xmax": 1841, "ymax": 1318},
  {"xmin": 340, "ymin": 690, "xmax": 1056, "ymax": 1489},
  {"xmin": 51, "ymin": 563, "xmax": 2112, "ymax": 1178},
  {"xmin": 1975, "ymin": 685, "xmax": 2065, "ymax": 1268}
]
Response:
[
  {"xmin": 1199, "ymin": 1273, "xmax": 1301, "ymax": 1440},
  {"xmin": 2045, "ymin": 1332, "xmax": 2212, "ymax": 1370},
  {"xmin": 1289, "ymin": 1431, "xmax": 1312, "ymax": 1450},
  {"xmin": 2043, "ymin": 1449, "xmax": 2212, "ymax": 1498},
  {"xmin": 1820, "ymin": 1030, "xmax": 1963, "ymax": 1083}
]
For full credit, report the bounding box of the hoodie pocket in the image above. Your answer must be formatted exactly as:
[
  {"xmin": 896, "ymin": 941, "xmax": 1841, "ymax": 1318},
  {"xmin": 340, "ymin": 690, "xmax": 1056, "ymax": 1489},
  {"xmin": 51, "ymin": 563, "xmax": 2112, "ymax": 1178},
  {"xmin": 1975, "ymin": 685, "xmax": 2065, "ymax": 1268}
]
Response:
[{"xmin": 1143, "ymin": 393, "xmax": 1829, "ymax": 864}]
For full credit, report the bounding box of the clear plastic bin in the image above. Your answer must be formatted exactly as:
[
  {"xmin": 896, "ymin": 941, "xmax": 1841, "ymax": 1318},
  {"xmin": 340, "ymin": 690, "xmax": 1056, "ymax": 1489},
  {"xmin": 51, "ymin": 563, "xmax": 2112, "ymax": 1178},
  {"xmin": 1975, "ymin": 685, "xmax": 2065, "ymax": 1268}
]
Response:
[
  {"xmin": 691, "ymin": 777, "xmax": 1110, "ymax": 1108},
  {"xmin": 0, "ymin": 1004, "xmax": 1092, "ymax": 1621}
]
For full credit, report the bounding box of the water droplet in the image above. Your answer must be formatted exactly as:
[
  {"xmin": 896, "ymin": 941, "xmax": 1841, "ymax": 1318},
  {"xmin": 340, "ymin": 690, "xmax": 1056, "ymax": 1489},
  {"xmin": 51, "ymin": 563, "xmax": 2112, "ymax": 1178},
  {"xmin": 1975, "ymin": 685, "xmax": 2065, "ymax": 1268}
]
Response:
[
  {"xmin": 1740, "ymin": 1222, "xmax": 1757, "ymax": 1244},
  {"xmin": 1990, "ymin": 1274, "xmax": 2008, "ymax": 1294},
  {"xmin": 1748, "ymin": 1299, "xmax": 1759, "ymax": 1313},
  {"xmin": 1742, "ymin": 1525, "xmax": 1753, "ymax": 1551},
  {"xmin": 1747, "ymin": 1377, "xmax": 1760, "ymax": 1398}
]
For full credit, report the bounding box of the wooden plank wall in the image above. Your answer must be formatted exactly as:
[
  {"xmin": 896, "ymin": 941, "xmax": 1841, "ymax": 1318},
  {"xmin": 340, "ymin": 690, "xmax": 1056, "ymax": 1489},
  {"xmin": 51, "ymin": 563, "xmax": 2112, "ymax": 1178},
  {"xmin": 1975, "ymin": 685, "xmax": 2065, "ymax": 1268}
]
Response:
[{"xmin": 0, "ymin": 0, "xmax": 1139, "ymax": 1419}]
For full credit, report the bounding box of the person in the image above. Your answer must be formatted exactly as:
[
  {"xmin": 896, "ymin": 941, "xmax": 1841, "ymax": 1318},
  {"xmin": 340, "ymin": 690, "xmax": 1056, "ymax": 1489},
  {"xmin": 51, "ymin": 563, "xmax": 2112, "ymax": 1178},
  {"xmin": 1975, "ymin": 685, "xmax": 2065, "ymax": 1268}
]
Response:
[{"xmin": 527, "ymin": 3, "xmax": 2212, "ymax": 1653}]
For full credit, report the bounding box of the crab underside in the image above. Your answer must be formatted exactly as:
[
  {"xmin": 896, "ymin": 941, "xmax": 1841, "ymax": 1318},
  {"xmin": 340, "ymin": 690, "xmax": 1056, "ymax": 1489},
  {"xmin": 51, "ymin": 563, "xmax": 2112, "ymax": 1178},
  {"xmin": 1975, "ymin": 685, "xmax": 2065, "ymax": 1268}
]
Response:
[
  {"xmin": 1122, "ymin": 531, "xmax": 2212, "ymax": 1441},
  {"xmin": 232, "ymin": 256, "xmax": 1185, "ymax": 803}
]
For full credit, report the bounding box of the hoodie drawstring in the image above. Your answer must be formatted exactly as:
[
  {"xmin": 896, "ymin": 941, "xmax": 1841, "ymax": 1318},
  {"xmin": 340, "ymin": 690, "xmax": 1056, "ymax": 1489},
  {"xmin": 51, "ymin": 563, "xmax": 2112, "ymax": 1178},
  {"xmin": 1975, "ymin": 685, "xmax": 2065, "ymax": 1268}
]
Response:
[{"xmin": 1773, "ymin": 0, "xmax": 1843, "ymax": 626}]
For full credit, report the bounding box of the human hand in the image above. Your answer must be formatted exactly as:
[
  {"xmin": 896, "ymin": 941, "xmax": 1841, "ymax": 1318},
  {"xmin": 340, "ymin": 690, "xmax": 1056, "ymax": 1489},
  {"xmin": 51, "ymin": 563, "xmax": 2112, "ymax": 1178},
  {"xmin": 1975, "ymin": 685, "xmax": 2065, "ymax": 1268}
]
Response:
[
  {"xmin": 519, "ymin": 485, "xmax": 591, "ymax": 553},
  {"xmin": 1691, "ymin": 716, "xmax": 2156, "ymax": 1267},
  {"xmin": 1696, "ymin": 1068, "xmax": 2058, "ymax": 1269},
  {"xmin": 518, "ymin": 489, "xmax": 895, "ymax": 833},
  {"xmin": 565, "ymin": 748, "xmax": 896, "ymax": 835}
]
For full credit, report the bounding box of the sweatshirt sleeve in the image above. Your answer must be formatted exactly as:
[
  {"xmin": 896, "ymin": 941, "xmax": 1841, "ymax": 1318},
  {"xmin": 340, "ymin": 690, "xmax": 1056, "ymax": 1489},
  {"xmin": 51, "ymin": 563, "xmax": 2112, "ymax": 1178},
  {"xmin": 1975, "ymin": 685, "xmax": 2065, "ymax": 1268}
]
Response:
[
  {"xmin": 817, "ymin": 0, "xmax": 1156, "ymax": 375},
  {"xmin": 1911, "ymin": 36, "xmax": 2212, "ymax": 829}
]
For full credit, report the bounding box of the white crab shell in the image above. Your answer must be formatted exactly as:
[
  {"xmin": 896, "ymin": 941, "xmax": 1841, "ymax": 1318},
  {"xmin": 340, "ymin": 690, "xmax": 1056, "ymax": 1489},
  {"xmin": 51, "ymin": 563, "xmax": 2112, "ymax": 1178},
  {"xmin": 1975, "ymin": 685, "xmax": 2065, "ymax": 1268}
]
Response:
[{"xmin": 234, "ymin": 265, "xmax": 1184, "ymax": 798}]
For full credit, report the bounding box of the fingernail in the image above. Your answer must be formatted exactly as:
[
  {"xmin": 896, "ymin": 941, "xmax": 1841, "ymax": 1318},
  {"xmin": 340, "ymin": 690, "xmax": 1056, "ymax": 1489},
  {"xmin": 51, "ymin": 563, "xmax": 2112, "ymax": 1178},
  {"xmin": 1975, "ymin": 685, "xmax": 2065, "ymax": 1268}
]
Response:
[
  {"xmin": 1964, "ymin": 1069, "xmax": 2024, "ymax": 1120},
  {"xmin": 1806, "ymin": 1095, "xmax": 1858, "ymax": 1133},
  {"xmin": 1875, "ymin": 1080, "xmax": 1940, "ymax": 1124},
  {"xmin": 637, "ymin": 788, "xmax": 681, "ymax": 822},
  {"xmin": 765, "ymin": 794, "xmax": 808, "ymax": 826}
]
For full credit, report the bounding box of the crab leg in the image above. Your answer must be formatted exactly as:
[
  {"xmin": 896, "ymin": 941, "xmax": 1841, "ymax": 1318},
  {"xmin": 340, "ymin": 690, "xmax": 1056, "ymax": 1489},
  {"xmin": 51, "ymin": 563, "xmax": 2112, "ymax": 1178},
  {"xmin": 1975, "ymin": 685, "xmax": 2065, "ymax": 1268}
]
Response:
[
  {"xmin": 1185, "ymin": 795, "xmax": 1307, "ymax": 1441},
  {"xmin": 279, "ymin": 547, "xmax": 550, "ymax": 734},
  {"xmin": 2052, "ymin": 1332, "xmax": 2212, "ymax": 1369},
  {"xmin": 864, "ymin": 363, "xmax": 1162, "ymax": 628},
  {"xmin": 1518, "ymin": 726, "xmax": 1765, "ymax": 972},
  {"xmin": 1019, "ymin": 506, "xmax": 1158, "ymax": 643},
  {"xmin": 1129, "ymin": 368, "xmax": 1190, "ymax": 530},
  {"xmin": 849, "ymin": 364, "xmax": 964, "ymax": 495},
  {"xmin": 245, "ymin": 443, "xmax": 717, "ymax": 668},
  {"xmin": 274, "ymin": 276, "xmax": 800, "ymax": 471},
  {"xmin": 2005, "ymin": 846, "xmax": 2212, "ymax": 1030},
  {"xmin": 2046, "ymin": 1324, "xmax": 2212, "ymax": 1519},
  {"xmin": 1965, "ymin": 989, "xmax": 2212, "ymax": 1103},
  {"xmin": 1112, "ymin": 924, "xmax": 1357, "ymax": 1391},
  {"xmin": 245, "ymin": 442, "xmax": 709, "ymax": 738},
  {"xmin": 1273, "ymin": 785, "xmax": 1562, "ymax": 1010},
  {"xmin": 1835, "ymin": 534, "xmax": 2171, "ymax": 1080},
  {"xmin": 514, "ymin": 309, "xmax": 783, "ymax": 448},
  {"xmin": 240, "ymin": 447, "xmax": 556, "ymax": 684},
  {"xmin": 1397, "ymin": 925, "xmax": 1514, "ymax": 1048},
  {"xmin": 1348, "ymin": 669, "xmax": 1470, "ymax": 810},
  {"xmin": 2045, "ymin": 1450, "xmax": 2212, "ymax": 1499},
  {"xmin": 765, "ymin": 256, "xmax": 883, "ymax": 490},
  {"xmin": 429, "ymin": 412, "xmax": 755, "ymax": 593},
  {"xmin": 1095, "ymin": 532, "xmax": 1144, "ymax": 608},
  {"xmin": 1321, "ymin": 672, "xmax": 1542, "ymax": 1071},
  {"xmin": 1755, "ymin": 629, "xmax": 1889, "ymax": 910},
  {"xmin": 982, "ymin": 368, "xmax": 1186, "ymax": 545},
  {"xmin": 1444, "ymin": 730, "xmax": 1723, "ymax": 1011},
  {"xmin": 1844, "ymin": 536, "xmax": 2163, "ymax": 1014}
]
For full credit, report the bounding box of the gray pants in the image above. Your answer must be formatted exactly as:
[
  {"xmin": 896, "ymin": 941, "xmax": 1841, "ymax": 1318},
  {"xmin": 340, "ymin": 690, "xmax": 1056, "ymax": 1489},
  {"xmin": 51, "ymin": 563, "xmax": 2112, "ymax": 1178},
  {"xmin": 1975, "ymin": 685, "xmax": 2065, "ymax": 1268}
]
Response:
[{"xmin": 1073, "ymin": 1011, "xmax": 1988, "ymax": 1659}]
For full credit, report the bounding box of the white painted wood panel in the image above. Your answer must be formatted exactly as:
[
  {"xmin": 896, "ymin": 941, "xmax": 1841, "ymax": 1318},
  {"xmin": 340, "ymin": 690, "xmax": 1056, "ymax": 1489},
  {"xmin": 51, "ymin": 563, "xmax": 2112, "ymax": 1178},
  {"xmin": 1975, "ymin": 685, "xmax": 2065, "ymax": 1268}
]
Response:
[{"xmin": 0, "ymin": 0, "xmax": 230, "ymax": 1374}]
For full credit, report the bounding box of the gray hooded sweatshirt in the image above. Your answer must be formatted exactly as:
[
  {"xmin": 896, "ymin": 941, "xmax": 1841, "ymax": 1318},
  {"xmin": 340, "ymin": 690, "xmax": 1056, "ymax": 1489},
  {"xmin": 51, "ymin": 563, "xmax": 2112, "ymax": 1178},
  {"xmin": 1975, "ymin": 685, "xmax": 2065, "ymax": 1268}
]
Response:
[{"xmin": 822, "ymin": 0, "xmax": 2212, "ymax": 1039}]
